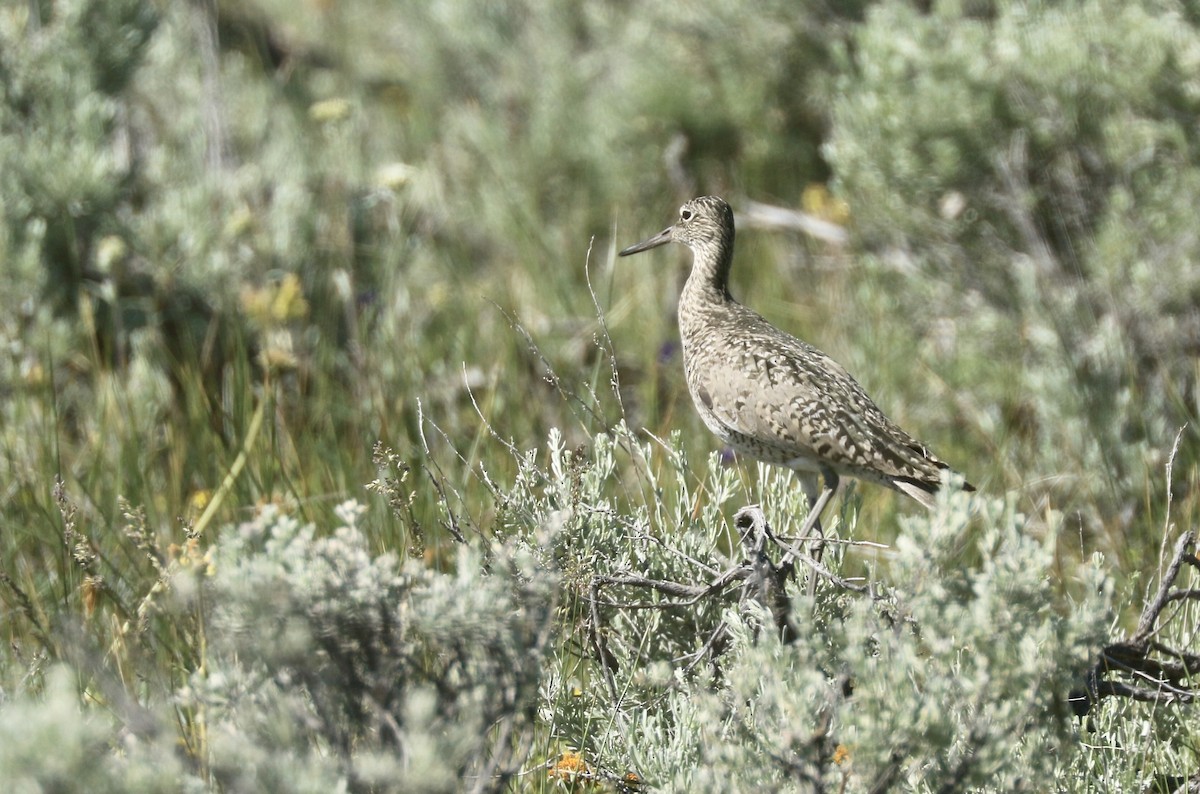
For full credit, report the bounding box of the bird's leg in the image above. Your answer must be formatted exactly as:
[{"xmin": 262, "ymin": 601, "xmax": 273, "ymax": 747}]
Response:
[
  {"xmin": 773, "ymin": 471, "xmax": 837, "ymax": 597},
  {"xmin": 796, "ymin": 469, "xmax": 838, "ymax": 565},
  {"xmin": 791, "ymin": 469, "xmax": 838, "ymax": 599}
]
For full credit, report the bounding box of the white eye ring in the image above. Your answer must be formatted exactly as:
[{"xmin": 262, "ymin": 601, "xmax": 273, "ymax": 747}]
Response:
[{"xmin": 680, "ymin": 208, "xmax": 693, "ymax": 222}]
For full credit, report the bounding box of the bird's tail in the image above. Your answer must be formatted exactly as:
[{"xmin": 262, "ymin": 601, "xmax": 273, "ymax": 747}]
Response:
[{"xmin": 893, "ymin": 472, "xmax": 975, "ymax": 511}]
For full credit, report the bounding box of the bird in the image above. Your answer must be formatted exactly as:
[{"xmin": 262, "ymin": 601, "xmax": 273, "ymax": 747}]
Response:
[{"xmin": 619, "ymin": 195, "xmax": 973, "ymax": 548}]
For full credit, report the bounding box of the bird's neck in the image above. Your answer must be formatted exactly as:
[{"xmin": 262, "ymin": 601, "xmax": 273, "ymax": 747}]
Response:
[
  {"xmin": 679, "ymin": 239, "xmax": 737, "ymax": 348},
  {"xmin": 681, "ymin": 236, "xmax": 734, "ymax": 307}
]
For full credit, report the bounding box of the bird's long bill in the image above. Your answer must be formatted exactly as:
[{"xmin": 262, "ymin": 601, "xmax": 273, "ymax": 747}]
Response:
[{"xmin": 618, "ymin": 226, "xmax": 673, "ymax": 256}]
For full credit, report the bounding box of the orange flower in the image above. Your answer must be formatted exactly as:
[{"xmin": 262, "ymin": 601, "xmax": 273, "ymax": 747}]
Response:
[{"xmin": 547, "ymin": 749, "xmax": 592, "ymax": 782}]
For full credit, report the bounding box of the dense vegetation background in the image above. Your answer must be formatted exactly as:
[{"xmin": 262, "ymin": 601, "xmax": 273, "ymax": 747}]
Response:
[{"xmin": 2, "ymin": 0, "xmax": 1200, "ymax": 791}]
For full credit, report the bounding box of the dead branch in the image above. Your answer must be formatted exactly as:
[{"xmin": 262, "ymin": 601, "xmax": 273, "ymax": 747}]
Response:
[
  {"xmin": 593, "ymin": 564, "xmax": 752, "ymax": 608},
  {"xmin": 735, "ymin": 505, "xmax": 799, "ymax": 643},
  {"xmin": 1075, "ymin": 530, "xmax": 1199, "ymax": 715},
  {"xmin": 1136, "ymin": 532, "xmax": 1200, "ymax": 642},
  {"xmin": 738, "ymin": 200, "xmax": 850, "ymax": 246},
  {"xmin": 585, "ymin": 504, "xmax": 874, "ymax": 697}
]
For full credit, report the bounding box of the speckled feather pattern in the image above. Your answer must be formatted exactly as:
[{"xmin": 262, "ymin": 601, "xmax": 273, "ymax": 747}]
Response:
[{"xmin": 622, "ymin": 195, "xmax": 970, "ymax": 506}]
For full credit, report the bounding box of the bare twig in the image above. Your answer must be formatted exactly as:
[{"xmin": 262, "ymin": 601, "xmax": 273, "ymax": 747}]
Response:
[
  {"xmin": 1076, "ymin": 530, "xmax": 1199, "ymax": 714},
  {"xmin": 1135, "ymin": 531, "xmax": 1196, "ymax": 644},
  {"xmin": 738, "ymin": 200, "xmax": 850, "ymax": 246},
  {"xmin": 1159, "ymin": 425, "xmax": 1187, "ymax": 572},
  {"xmin": 1165, "ymin": 588, "xmax": 1200, "ymax": 604},
  {"xmin": 593, "ymin": 565, "xmax": 751, "ymax": 608},
  {"xmin": 735, "ymin": 505, "xmax": 798, "ymax": 643},
  {"xmin": 675, "ymin": 619, "xmax": 731, "ymax": 674},
  {"xmin": 414, "ymin": 399, "xmax": 470, "ymax": 543},
  {"xmin": 491, "ymin": 300, "xmax": 606, "ymax": 430},
  {"xmin": 587, "ymin": 578, "xmax": 620, "ymax": 703},
  {"xmin": 583, "ymin": 236, "xmax": 627, "ymax": 418},
  {"xmin": 585, "ymin": 503, "xmax": 877, "ymax": 704}
]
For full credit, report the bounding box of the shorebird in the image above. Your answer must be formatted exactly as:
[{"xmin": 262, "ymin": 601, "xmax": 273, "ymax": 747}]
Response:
[{"xmin": 619, "ymin": 195, "xmax": 972, "ymax": 547}]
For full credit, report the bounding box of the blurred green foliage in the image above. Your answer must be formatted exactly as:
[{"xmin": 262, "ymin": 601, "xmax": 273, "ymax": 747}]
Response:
[
  {"xmin": 829, "ymin": 0, "xmax": 1200, "ymax": 545},
  {"xmin": 1, "ymin": 0, "xmax": 1199, "ymax": 790}
]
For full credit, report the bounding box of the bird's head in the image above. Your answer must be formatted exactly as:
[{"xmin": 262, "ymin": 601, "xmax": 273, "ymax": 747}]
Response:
[{"xmin": 619, "ymin": 196, "xmax": 733, "ymax": 257}]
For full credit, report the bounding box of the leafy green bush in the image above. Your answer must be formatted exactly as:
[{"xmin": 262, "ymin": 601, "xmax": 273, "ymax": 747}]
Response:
[
  {"xmin": 492, "ymin": 425, "xmax": 1114, "ymax": 791},
  {"xmin": 0, "ymin": 666, "xmax": 185, "ymax": 794},
  {"xmin": 828, "ymin": 0, "xmax": 1200, "ymax": 537},
  {"xmin": 3, "ymin": 423, "xmax": 1199, "ymax": 791},
  {"xmin": 178, "ymin": 499, "xmax": 556, "ymax": 790}
]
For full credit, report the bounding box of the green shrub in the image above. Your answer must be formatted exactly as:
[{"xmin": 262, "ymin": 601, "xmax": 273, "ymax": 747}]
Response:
[
  {"xmin": 175, "ymin": 499, "xmax": 557, "ymax": 791},
  {"xmin": 828, "ymin": 0, "xmax": 1200, "ymax": 539},
  {"xmin": 493, "ymin": 425, "xmax": 1114, "ymax": 791},
  {"xmin": 2, "ymin": 424, "xmax": 1198, "ymax": 791},
  {"xmin": 0, "ymin": 666, "xmax": 185, "ymax": 793}
]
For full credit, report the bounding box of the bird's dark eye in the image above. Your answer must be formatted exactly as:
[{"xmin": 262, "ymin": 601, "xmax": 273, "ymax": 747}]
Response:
[{"xmin": 680, "ymin": 208, "xmax": 693, "ymax": 222}]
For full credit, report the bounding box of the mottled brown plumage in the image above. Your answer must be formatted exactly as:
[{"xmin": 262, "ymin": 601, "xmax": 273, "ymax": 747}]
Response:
[{"xmin": 620, "ymin": 196, "xmax": 972, "ymax": 536}]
